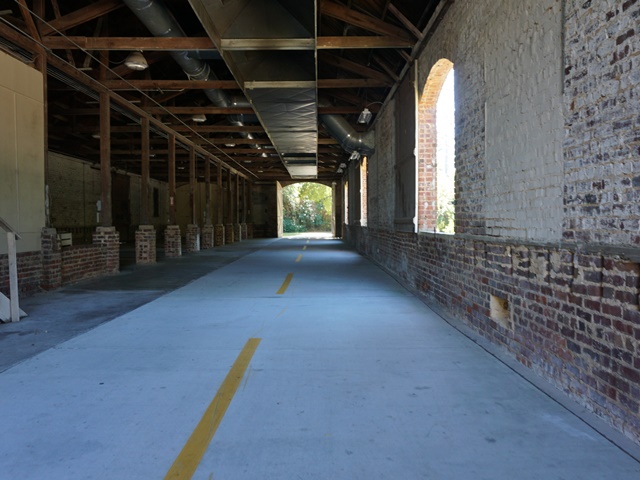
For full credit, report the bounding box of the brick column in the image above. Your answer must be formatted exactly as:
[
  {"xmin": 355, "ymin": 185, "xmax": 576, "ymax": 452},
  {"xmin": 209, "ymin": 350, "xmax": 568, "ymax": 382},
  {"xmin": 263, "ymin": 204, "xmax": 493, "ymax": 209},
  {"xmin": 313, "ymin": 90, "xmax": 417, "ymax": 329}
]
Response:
[
  {"xmin": 135, "ymin": 225, "xmax": 156, "ymax": 264},
  {"xmin": 201, "ymin": 224, "xmax": 214, "ymax": 249},
  {"xmin": 164, "ymin": 225, "xmax": 182, "ymax": 257},
  {"xmin": 234, "ymin": 223, "xmax": 242, "ymax": 243},
  {"xmin": 214, "ymin": 224, "xmax": 225, "ymax": 246},
  {"xmin": 247, "ymin": 223, "xmax": 254, "ymax": 239},
  {"xmin": 225, "ymin": 223, "xmax": 234, "ymax": 244},
  {"xmin": 41, "ymin": 227, "xmax": 61, "ymax": 290},
  {"xmin": 93, "ymin": 226, "xmax": 120, "ymax": 274},
  {"xmin": 186, "ymin": 224, "xmax": 201, "ymax": 253},
  {"xmin": 241, "ymin": 223, "xmax": 248, "ymax": 240}
]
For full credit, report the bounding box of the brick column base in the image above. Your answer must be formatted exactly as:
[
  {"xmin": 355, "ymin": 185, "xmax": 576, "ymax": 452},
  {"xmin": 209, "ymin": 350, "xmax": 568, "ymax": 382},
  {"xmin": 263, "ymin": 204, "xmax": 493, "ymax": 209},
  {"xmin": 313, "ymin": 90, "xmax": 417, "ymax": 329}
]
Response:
[
  {"xmin": 214, "ymin": 224, "xmax": 225, "ymax": 246},
  {"xmin": 186, "ymin": 224, "xmax": 200, "ymax": 253},
  {"xmin": 247, "ymin": 223, "xmax": 254, "ymax": 239},
  {"xmin": 164, "ymin": 225, "xmax": 182, "ymax": 257},
  {"xmin": 41, "ymin": 227, "xmax": 61, "ymax": 290},
  {"xmin": 201, "ymin": 224, "xmax": 214, "ymax": 249},
  {"xmin": 135, "ymin": 225, "xmax": 156, "ymax": 264},
  {"xmin": 93, "ymin": 226, "xmax": 120, "ymax": 274},
  {"xmin": 241, "ymin": 223, "xmax": 248, "ymax": 240},
  {"xmin": 225, "ymin": 223, "xmax": 235, "ymax": 244},
  {"xmin": 234, "ymin": 223, "xmax": 242, "ymax": 242}
]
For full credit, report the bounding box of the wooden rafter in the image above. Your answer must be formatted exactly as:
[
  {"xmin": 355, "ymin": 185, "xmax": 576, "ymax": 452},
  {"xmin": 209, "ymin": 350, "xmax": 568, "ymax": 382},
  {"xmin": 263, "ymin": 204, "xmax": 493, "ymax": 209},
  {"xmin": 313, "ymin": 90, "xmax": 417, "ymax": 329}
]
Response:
[
  {"xmin": 319, "ymin": 52, "xmax": 391, "ymax": 83},
  {"xmin": 40, "ymin": 0, "xmax": 124, "ymax": 36},
  {"xmin": 320, "ymin": 0, "xmax": 413, "ymax": 41}
]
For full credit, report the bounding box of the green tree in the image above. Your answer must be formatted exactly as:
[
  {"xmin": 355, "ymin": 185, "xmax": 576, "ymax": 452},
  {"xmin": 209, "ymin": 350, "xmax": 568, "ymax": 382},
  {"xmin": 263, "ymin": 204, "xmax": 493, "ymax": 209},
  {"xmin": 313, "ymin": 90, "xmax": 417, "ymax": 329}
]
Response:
[{"xmin": 283, "ymin": 183, "xmax": 332, "ymax": 233}]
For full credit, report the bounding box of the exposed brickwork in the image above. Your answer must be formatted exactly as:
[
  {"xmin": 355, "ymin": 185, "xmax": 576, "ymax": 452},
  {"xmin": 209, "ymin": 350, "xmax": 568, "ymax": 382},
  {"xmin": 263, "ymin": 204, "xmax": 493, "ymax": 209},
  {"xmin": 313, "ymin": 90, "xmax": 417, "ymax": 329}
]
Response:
[
  {"xmin": 349, "ymin": 226, "xmax": 640, "ymax": 444},
  {"xmin": 40, "ymin": 228, "xmax": 61, "ymax": 291},
  {"xmin": 225, "ymin": 223, "xmax": 235, "ymax": 244},
  {"xmin": 93, "ymin": 226, "xmax": 119, "ymax": 275},
  {"xmin": 185, "ymin": 224, "xmax": 201, "ymax": 253},
  {"xmin": 240, "ymin": 223, "xmax": 248, "ymax": 240},
  {"xmin": 135, "ymin": 225, "xmax": 156, "ymax": 264},
  {"xmin": 563, "ymin": 0, "xmax": 640, "ymax": 245},
  {"xmin": 0, "ymin": 251, "xmax": 42, "ymax": 296},
  {"xmin": 214, "ymin": 224, "xmax": 225, "ymax": 246},
  {"xmin": 164, "ymin": 225, "xmax": 182, "ymax": 257},
  {"xmin": 60, "ymin": 244, "xmax": 108, "ymax": 285},
  {"xmin": 201, "ymin": 224, "xmax": 214, "ymax": 249},
  {"xmin": 234, "ymin": 223, "xmax": 242, "ymax": 242}
]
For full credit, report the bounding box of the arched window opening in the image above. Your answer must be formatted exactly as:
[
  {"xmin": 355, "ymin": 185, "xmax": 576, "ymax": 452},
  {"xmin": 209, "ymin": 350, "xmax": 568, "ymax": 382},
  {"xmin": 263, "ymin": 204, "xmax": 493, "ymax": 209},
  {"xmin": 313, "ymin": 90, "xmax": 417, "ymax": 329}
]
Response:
[
  {"xmin": 436, "ymin": 69, "xmax": 455, "ymax": 233},
  {"xmin": 417, "ymin": 59, "xmax": 455, "ymax": 233}
]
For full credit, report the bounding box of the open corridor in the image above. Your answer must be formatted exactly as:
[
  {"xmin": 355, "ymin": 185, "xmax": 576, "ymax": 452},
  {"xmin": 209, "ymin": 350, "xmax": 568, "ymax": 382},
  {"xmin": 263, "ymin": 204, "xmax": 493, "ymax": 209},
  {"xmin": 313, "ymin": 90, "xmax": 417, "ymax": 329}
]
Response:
[{"xmin": 1, "ymin": 236, "xmax": 639, "ymax": 479}]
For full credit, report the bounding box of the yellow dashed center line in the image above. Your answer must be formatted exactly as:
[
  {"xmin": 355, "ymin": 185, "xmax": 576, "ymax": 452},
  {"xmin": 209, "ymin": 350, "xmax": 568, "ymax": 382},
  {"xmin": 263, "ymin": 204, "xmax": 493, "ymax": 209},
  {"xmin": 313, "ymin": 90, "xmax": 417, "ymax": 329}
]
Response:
[
  {"xmin": 295, "ymin": 254, "xmax": 303, "ymax": 263},
  {"xmin": 276, "ymin": 273, "xmax": 294, "ymax": 295},
  {"xmin": 165, "ymin": 338, "xmax": 261, "ymax": 480}
]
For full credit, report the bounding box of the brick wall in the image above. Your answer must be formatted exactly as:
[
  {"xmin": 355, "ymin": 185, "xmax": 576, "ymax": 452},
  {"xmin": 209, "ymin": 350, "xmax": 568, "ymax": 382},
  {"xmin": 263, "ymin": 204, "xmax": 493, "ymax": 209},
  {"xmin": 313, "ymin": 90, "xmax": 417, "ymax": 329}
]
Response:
[
  {"xmin": 349, "ymin": 227, "xmax": 640, "ymax": 443},
  {"xmin": 354, "ymin": 0, "xmax": 640, "ymax": 445},
  {"xmin": 0, "ymin": 251, "xmax": 42, "ymax": 296},
  {"xmin": 563, "ymin": 0, "xmax": 640, "ymax": 245},
  {"xmin": 60, "ymin": 244, "xmax": 108, "ymax": 285}
]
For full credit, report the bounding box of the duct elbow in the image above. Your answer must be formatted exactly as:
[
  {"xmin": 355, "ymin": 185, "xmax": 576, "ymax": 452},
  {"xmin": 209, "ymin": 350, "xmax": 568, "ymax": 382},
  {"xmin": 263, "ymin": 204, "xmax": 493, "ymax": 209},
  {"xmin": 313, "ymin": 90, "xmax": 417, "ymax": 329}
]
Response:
[{"xmin": 320, "ymin": 114, "xmax": 375, "ymax": 157}]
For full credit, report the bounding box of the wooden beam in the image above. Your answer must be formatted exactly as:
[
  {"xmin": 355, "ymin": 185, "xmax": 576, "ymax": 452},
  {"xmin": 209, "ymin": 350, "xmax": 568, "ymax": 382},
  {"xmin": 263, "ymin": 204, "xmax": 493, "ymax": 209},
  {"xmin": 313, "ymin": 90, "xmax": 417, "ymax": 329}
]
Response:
[
  {"xmin": 168, "ymin": 134, "xmax": 177, "ymax": 225},
  {"xmin": 16, "ymin": 0, "xmax": 41, "ymax": 41},
  {"xmin": 102, "ymin": 79, "xmax": 239, "ymax": 90},
  {"xmin": 318, "ymin": 78, "xmax": 392, "ymax": 88},
  {"xmin": 145, "ymin": 106, "xmax": 254, "ymax": 115},
  {"xmin": 216, "ymin": 163, "xmax": 223, "ymax": 225},
  {"xmin": 319, "ymin": 0, "xmax": 413, "ymax": 41},
  {"xmin": 42, "ymin": 36, "xmax": 216, "ymax": 51},
  {"xmin": 40, "ymin": 0, "xmax": 124, "ymax": 36},
  {"xmin": 100, "ymin": 91, "xmax": 112, "ymax": 226},
  {"xmin": 140, "ymin": 117, "xmax": 150, "ymax": 225},
  {"xmin": 387, "ymin": 4, "xmax": 423, "ymax": 40},
  {"xmin": 189, "ymin": 146, "xmax": 196, "ymax": 225},
  {"xmin": 319, "ymin": 52, "xmax": 391, "ymax": 83},
  {"xmin": 317, "ymin": 36, "xmax": 413, "ymax": 49}
]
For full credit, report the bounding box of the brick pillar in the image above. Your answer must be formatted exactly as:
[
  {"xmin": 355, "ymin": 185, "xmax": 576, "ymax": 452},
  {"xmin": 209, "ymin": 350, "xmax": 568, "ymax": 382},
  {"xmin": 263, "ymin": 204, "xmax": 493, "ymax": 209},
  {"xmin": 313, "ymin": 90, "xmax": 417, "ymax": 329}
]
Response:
[
  {"xmin": 186, "ymin": 224, "xmax": 201, "ymax": 253},
  {"xmin": 164, "ymin": 225, "xmax": 182, "ymax": 257},
  {"xmin": 41, "ymin": 228, "xmax": 61, "ymax": 290},
  {"xmin": 225, "ymin": 223, "xmax": 234, "ymax": 244},
  {"xmin": 241, "ymin": 223, "xmax": 248, "ymax": 240},
  {"xmin": 247, "ymin": 223, "xmax": 254, "ymax": 239},
  {"xmin": 135, "ymin": 225, "xmax": 156, "ymax": 264},
  {"xmin": 214, "ymin": 224, "xmax": 225, "ymax": 246},
  {"xmin": 201, "ymin": 224, "xmax": 214, "ymax": 249},
  {"xmin": 93, "ymin": 226, "xmax": 120, "ymax": 274},
  {"xmin": 234, "ymin": 223, "xmax": 242, "ymax": 243}
]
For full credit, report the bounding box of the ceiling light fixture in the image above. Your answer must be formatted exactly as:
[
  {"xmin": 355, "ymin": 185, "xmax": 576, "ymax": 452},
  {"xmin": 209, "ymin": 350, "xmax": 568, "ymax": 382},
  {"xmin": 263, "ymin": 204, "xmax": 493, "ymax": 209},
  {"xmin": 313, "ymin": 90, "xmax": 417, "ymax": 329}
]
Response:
[
  {"xmin": 191, "ymin": 113, "xmax": 207, "ymax": 123},
  {"xmin": 349, "ymin": 151, "xmax": 361, "ymax": 161},
  {"xmin": 124, "ymin": 51, "xmax": 148, "ymax": 71},
  {"xmin": 357, "ymin": 107, "xmax": 372, "ymax": 124}
]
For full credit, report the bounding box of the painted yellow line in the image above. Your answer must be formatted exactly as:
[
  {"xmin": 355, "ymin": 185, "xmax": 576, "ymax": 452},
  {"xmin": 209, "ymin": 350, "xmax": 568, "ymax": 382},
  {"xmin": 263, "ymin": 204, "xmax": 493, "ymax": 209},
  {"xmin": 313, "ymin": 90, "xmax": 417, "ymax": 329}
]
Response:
[
  {"xmin": 165, "ymin": 338, "xmax": 261, "ymax": 480},
  {"xmin": 276, "ymin": 273, "xmax": 294, "ymax": 294},
  {"xmin": 295, "ymin": 254, "xmax": 303, "ymax": 263},
  {"xmin": 302, "ymin": 246, "xmax": 307, "ymax": 251}
]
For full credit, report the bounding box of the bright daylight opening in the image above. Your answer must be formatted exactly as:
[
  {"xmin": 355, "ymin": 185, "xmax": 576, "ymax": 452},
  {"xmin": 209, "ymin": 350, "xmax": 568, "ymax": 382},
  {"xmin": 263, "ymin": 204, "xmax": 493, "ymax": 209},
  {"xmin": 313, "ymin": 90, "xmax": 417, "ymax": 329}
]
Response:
[
  {"xmin": 283, "ymin": 183, "xmax": 333, "ymax": 235},
  {"xmin": 436, "ymin": 68, "xmax": 455, "ymax": 233}
]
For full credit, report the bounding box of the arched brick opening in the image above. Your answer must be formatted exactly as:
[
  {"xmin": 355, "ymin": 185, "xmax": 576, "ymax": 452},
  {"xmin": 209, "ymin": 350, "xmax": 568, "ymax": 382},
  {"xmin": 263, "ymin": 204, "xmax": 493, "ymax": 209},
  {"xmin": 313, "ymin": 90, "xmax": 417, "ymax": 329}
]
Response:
[{"xmin": 417, "ymin": 58, "xmax": 454, "ymax": 232}]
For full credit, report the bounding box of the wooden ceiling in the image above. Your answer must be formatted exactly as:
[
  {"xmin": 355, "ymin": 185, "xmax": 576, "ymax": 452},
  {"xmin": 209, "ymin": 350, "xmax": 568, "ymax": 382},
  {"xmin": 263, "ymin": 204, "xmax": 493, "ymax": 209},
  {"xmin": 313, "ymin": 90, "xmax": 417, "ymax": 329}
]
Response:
[{"xmin": 0, "ymin": 0, "xmax": 447, "ymax": 183}]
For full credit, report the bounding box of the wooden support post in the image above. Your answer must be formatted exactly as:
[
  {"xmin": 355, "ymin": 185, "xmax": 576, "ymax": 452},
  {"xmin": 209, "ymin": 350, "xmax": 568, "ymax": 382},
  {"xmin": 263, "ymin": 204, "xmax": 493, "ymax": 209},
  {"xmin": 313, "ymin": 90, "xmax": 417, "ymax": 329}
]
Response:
[
  {"xmin": 204, "ymin": 157, "xmax": 211, "ymax": 224},
  {"xmin": 235, "ymin": 174, "xmax": 240, "ymax": 225},
  {"xmin": 140, "ymin": 117, "xmax": 150, "ymax": 225},
  {"xmin": 168, "ymin": 134, "xmax": 176, "ymax": 225},
  {"xmin": 189, "ymin": 146, "xmax": 196, "ymax": 225},
  {"xmin": 217, "ymin": 163, "xmax": 223, "ymax": 225},
  {"xmin": 100, "ymin": 91, "xmax": 112, "ymax": 226},
  {"xmin": 227, "ymin": 169, "xmax": 234, "ymax": 224},
  {"xmin": 8, "ymin": 232, "xmax": 19, "ymax": 323}
]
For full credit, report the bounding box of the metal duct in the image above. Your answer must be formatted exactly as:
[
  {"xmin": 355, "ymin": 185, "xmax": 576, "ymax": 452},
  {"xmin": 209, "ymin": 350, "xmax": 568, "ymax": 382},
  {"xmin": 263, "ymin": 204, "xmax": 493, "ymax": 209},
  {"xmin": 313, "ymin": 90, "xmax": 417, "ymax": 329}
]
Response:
[
  {"xmin": 319, "ymin": 114, "xmax": 375, "ymax": 156},
  {"xmin": 122, "ymin": 0, "xmax": 251, "ymax": 129}
]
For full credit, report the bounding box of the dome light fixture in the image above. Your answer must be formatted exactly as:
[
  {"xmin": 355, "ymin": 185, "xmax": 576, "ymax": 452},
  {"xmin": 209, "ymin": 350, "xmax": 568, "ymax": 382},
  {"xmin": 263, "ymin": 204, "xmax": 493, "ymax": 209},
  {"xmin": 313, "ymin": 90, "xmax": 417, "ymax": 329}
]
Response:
[{"xmin": 124, "ymin": 51, "xmax": 148, "ymax": 71}]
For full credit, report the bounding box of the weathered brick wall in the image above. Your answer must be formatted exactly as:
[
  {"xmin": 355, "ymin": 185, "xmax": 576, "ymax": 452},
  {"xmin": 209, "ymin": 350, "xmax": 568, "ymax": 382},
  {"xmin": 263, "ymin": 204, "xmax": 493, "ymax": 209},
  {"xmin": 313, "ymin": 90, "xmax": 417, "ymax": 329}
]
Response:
[
  {"xmin": 0, "ymin": 251, "xmax": 42, "ymax": 296},
  {"xmin": 356, "ymin": 0, "xmax": 640, "ymax": 445},
  {"xmin": 60, "ymin": 244, "xmax": 109, "ymax": 285},
  {"xmin": 563, "ymin": 0, "xmax": 640, "ymax": 245},
  {"xmin": 351, "ymin": 227, "xmax": 640, "ymax": 443}
]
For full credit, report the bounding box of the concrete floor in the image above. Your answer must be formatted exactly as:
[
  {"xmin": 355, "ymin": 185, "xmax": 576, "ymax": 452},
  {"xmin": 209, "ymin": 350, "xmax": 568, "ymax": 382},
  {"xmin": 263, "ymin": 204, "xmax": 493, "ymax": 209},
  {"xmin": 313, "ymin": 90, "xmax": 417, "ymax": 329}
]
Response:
[{"xmin": 1, "ymin": 235, "xmax": 639, "ymax": 479}]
